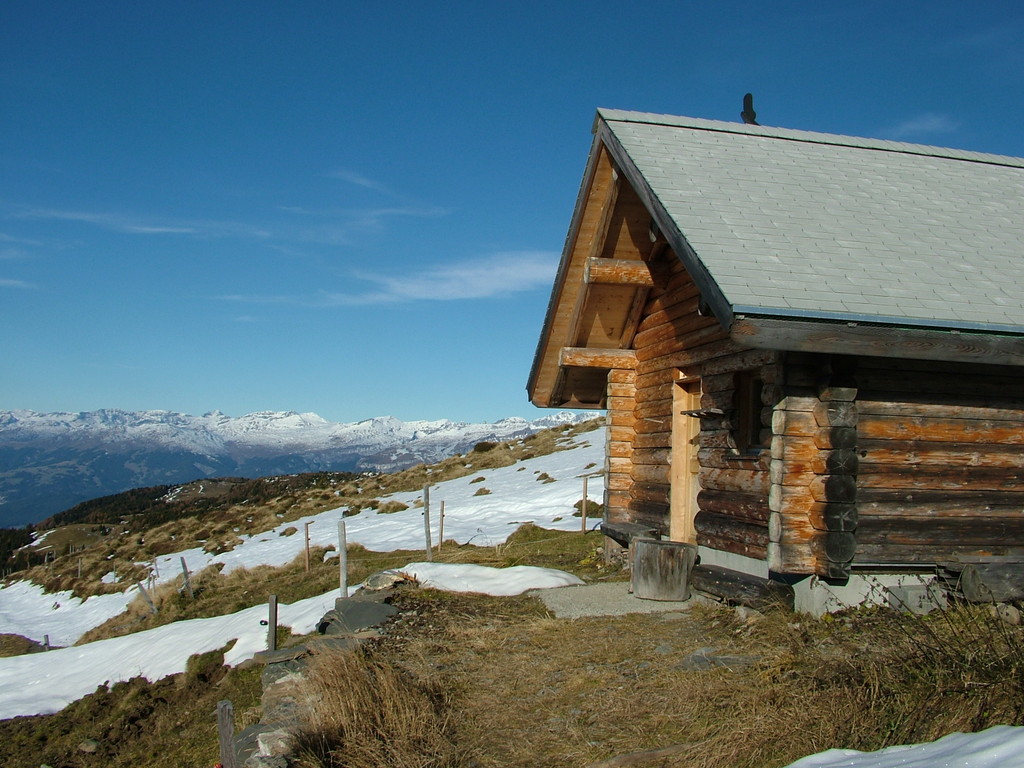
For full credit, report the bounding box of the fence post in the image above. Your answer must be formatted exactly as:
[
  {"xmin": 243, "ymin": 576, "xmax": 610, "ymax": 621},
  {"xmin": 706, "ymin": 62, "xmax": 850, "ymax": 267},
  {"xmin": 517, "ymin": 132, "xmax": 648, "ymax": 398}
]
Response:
[
  {"xmin": 423, "ymin": 485, "xmax": 432, "ymax": 561},
  {"xmin": 304, "ymin": 521, "xmax": 312, "ymax": 572},
  {"xmin": 338, "ymin": 519, "xmax": 348, "ymax": 597},
  {"xmin": 267, "ymin": 595, "xmax": 278, "ymax": 652},
  {"xmin": 217, "ymin": 699, "xmax": 238, "ymax": 768},
  {"xmin": 136, "ymin": 582, "xmax": 158, "ymax": 614},
  {"xmin": 180, "ymin": 557, "xmax": 194, "ymax": 600}
]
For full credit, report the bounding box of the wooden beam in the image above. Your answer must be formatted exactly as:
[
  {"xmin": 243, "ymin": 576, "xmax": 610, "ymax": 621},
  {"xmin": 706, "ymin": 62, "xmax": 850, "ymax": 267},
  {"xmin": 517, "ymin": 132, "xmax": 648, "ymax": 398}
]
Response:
[
  {"xmin": 560, "ymin": 347, "xmax": 636, "ymax": 369},
  {"xmin": 566, "ymin": 173, "xmax": 621, "ymax": 347},
  {"xmin": 585, "ymin": 257, "xmax": 656, "ymax": 286},
  {"xmin": 731, "ymin": 316, "xmax": 1024, "ymax": 367}
]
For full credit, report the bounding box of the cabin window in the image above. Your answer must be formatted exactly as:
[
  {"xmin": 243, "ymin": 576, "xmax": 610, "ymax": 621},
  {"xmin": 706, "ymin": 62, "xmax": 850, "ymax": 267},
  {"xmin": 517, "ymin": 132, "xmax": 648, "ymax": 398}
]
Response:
[{"xmin": 733, "ymin": 369, "xmax": 766, "ymax": 453}]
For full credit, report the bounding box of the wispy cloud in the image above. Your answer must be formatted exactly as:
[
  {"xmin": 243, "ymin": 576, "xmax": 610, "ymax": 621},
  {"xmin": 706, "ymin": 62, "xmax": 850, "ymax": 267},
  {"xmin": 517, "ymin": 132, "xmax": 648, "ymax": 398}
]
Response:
[
  {"xmin": 12, "ymin": 206, "xmax": 199, "ymax": 235},
  {"xmin": 341, "ymin": 251, "xmax": 557, "ymax": 303},
  {"xmin": 0, "ymin": 232, "xmax": 44, "ymax": 248},
  {"xmin": 0, "ymin": 278, "xmax": 36, "ymax": 289},
  {"xmin": 326, "ymin": 169, "xmax": 392, "ymax": 194},
  {"xmin": 6, "ymin": 205, "xmax": 280, "ymax": 241},
  {"xmin": 218, "ymin": 251, "xmax": 559, "ymax": 307},
  {"xmin": 883, "ymin": 113, "xmax": 959, "ymax": 140}
]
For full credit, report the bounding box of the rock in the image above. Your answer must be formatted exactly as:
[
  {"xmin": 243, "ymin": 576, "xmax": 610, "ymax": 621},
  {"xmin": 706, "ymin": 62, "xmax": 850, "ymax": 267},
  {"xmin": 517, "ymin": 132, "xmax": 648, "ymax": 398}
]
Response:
[
  {"xmin": 78, "ymin": 739, "xmax": 99, "ymax": 753},
  {"xmin": 677, "ymin": 646, "xmax": 758, "ymax": 671},
  {"xmin": 990, "ymin": 603, "xmax": 1022, "ymax": 626},
  {"xmin": 256, "ymin": 728, "xmax": 294, "ymax": 757},
  {"xmin": 363, "ymin": 569, "xmax": 415, "ymax": 590},
  {"xmin": 316, "ymin": 598, "xmax": 398, "ymax": 635}
]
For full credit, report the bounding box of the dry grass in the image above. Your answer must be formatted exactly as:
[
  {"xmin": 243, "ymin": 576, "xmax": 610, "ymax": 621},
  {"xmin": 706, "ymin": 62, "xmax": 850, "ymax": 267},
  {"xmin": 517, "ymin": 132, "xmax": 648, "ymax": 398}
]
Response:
[
  {"xmin": 0, "ymin": 633, "xmax": 45, "ymax": 657},
  {"xmin": 291, "ymin": 648, "xmax": 463, "ymax": 768},
  {"xmin": 294, "ymin": 589, "xmax": 1024, "ymax": 768}
]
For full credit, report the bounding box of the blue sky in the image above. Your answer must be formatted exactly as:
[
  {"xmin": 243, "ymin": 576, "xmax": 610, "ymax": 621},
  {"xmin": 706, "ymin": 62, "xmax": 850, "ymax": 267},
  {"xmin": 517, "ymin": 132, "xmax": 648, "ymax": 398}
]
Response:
[{"xmin": 2, "ymin": 1, "xmax": 1022, "ymax": 424}]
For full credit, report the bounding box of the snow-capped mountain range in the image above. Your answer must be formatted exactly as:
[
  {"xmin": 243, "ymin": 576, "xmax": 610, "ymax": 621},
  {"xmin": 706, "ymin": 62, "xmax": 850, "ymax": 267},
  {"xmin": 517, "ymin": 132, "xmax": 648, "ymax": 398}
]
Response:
[{"xmin": 0, "ymin": 408, "xmax": 594, "ymax": 527}]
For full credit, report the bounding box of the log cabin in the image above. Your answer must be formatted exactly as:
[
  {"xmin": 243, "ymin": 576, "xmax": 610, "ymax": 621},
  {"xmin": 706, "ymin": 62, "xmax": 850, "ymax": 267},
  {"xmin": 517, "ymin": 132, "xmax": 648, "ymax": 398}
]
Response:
[{"xmin": 527, "ymin": 109, "xmax": 1024, "ymax": 613}]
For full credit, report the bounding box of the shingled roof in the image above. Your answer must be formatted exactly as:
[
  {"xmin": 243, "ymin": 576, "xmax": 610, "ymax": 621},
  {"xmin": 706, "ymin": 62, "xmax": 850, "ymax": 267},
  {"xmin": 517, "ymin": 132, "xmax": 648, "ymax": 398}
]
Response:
[
  {"xmin": 528, "ymin": 109, "xmax": 1024, "ymax": 408},
  {"xmin": 598, "ymin": 108, "xmax": 1024, "ymax": 334}
]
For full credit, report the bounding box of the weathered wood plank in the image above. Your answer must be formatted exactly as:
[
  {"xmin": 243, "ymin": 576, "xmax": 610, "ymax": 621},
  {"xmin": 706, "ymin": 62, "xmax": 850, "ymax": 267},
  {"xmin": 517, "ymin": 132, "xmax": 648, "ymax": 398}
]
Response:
[
  {"xmin": 561, "ymin": 347, "xmax": 637, "ymax": 369},
  {"xmin": 585, "ymin": 256, "xmax": 657, "ymax": 286},
  {"xmin": 631, "ymin": 462, "xmax": 670, "ymax": 485},
  {"xmin": 854, "ymin": 542, "xmax": 1024, "ymax": 565},
  {"xmin": 857, "ymin": 516, "xmax": 1024, "ymax": 547},
  {"xmin": 697, "ymin": 489, "xmax": 769, "ymax": 525},
  {"xmin": 698, "ymin": 448, "xmax": 771, "ymax": 471},
  {"xmin": 635, "ymin": 322, "xmax": 728, "ymax": 364},
  {"xmin": 631, "ymin": 481, "xmax": 670, "ymax": 504},
  {"xmin": 857, "ymin": 398, "xmax": 1024, "ymax": 422},
  {"xmin": 627, "ymin": 498, "xmax": 670, "ymax": 523},
  {"xmin": 689, "ymin": 564, "xmax": 794, "ymax": 610},
  {"xmin": 633, "ymin": 447, "xmax": 671, "ymax": 465},
  {"xmin": 857, "ymin": 467, "xmax": 1024, "ymax": 492},
  {"xmin": 858, "ymin": 499, "xmax": 1024, "ymax": 518},
  {"xmin": 700, "ymin": 531, "xmax": 768, "ymax": 561},
  {"xmin": 636, "ymin": 337, "xmax": 748, "ymax": 379},
  {"xmin": 858, "ymin": 414, "xmax": 1024, "ymax": 444},
  {"xmin": 699, "ymin": 467, "xmax": 771, "ymax": 495},
  {"xmin": 695, "ymin": 510, "xmax": 768, "ymax": 548},
  {"xmin": 635, "ymin": 396, "xmax": 673, "ymax": 421},
  {"xmin": 608, "ymin": 440, "xmax": 632, "ymax": 459},
  {"xmin": 859, "ymin": 440, "xmax": 1024, "ymax": 468}
]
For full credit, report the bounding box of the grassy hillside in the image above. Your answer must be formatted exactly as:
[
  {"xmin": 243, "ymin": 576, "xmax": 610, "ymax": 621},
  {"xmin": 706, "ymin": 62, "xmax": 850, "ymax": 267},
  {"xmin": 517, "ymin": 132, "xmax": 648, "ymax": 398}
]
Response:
[{"xmin": 7, "ymin": 415, "xmax": 1019, "ymax": 767}]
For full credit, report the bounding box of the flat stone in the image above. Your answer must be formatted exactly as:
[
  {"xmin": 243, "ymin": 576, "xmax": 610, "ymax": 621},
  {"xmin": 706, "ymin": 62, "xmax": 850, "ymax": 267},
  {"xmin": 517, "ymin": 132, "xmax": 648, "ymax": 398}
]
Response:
[
  {"xmin": 256, "ymin": 728, "xmax": 294, "ymax": 757},
  {"xmin": 261, "ymin": 658, "xmax": 307, "ymax": 688},
  {"xmin": 677, "ymin": 646, "xmax": 758, "ymax": 671},
  {"xmin": 317, "ymin": 599, "xmax": 397, "ymax": 634}
]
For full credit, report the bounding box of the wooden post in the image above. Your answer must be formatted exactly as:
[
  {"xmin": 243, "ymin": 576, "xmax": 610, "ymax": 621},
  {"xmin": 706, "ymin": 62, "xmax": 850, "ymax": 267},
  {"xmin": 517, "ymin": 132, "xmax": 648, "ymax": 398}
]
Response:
[
  {"xmin": 180, "ymin": 557, "xmax": 194, "ymax": 600},
  {"xmin": 77, "ymin": 557, "xmax": 82, "ymax": 579},
  {"xmin": 43, "ymin": 634, "xmax": 50, "ymax": 651},
  {"xmin": 582, "ymin": 475, "xmax": 589, "ymax": 533},
  {"xmin": 423, "ymin": 485, "xmax": 432, "ymax": 562},
  {"xmin": 304, "ymin": 521, "xmax": 312, "ymax": 572},
  {"xmin": 438, "ymin": 501, "xmax": 445, "ymax": 554},
  {"xmin": 217, "ymin": 700, "xmax": 238, "ymax": 768},
  {"xmin": 267, "ymin": 595, "xmax": 278, "ymax": 652},
  {"xmin": 338, "ymin": 520, "xmax": 348, "ymax": 597},
  {"xmin": 136, "ymin": 582, "xmax": 158, "ymax": 614}
]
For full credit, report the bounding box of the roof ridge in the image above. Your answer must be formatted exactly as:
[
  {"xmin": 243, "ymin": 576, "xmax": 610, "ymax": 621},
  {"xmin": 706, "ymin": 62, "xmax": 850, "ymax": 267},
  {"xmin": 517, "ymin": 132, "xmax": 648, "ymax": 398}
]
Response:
[{"xmin": 596, "ymin": 108, "xmax": 1024, "ymax": 170}]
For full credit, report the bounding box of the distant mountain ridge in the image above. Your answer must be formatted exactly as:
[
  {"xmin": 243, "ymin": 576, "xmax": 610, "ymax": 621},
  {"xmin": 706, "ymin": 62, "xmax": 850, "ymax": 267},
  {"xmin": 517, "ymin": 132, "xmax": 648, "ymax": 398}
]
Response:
[{"xmin": 0, "ymin": 409, "xmax": 593, "ymax": 527}]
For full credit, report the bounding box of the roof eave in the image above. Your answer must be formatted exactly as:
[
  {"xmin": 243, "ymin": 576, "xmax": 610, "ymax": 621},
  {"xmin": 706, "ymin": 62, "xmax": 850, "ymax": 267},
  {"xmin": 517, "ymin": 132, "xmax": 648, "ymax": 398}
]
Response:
[
  {"xmin": 731, "ymin": 313, "xmax": 1024, "ymax": 367},
  {"xmin": 594, "ymin": 116, "xmax": 736, "ymax": 331},
  {"xmin": 526, "ymin": 123, "xmax": 609, "ymax": 407}
]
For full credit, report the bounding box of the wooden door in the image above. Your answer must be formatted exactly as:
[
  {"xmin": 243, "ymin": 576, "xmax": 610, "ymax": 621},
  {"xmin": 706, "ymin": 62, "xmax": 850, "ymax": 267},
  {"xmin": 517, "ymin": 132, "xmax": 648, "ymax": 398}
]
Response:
[{"xmin": 670, "ymin": 379, "xmax": 701, "ymax": 544}]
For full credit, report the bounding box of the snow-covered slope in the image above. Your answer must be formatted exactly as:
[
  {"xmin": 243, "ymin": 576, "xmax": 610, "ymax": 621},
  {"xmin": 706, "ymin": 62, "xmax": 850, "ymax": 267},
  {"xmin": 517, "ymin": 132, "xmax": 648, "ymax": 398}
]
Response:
[
  {"xmin": 0, "ymin": 408, "xmax": 593, "ymax": 526},
  {"xmin": 0, "ymin": 427, "xmax": 605, "ymax": 718}
]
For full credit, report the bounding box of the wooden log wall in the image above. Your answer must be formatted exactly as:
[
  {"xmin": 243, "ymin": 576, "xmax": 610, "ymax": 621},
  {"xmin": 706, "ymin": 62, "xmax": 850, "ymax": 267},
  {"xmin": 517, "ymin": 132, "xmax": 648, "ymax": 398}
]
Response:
[
  {"xmin": 854, "ymin": 356, "xmax": 1024, "ymax": 564},
  {"xmin": 605, "ymin": 366, "xmax": 636, "ymax": 524},
  {"xmin": 605, "ymin": 251, "xmax": 779, "ymax": 561},
  {"xmin": 693, "ymin": 353, "xmax": 776, "ymax": 560},
  {"xmin": 768, "ymin": 353, "xmax": 858, "ymax": 578}
]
